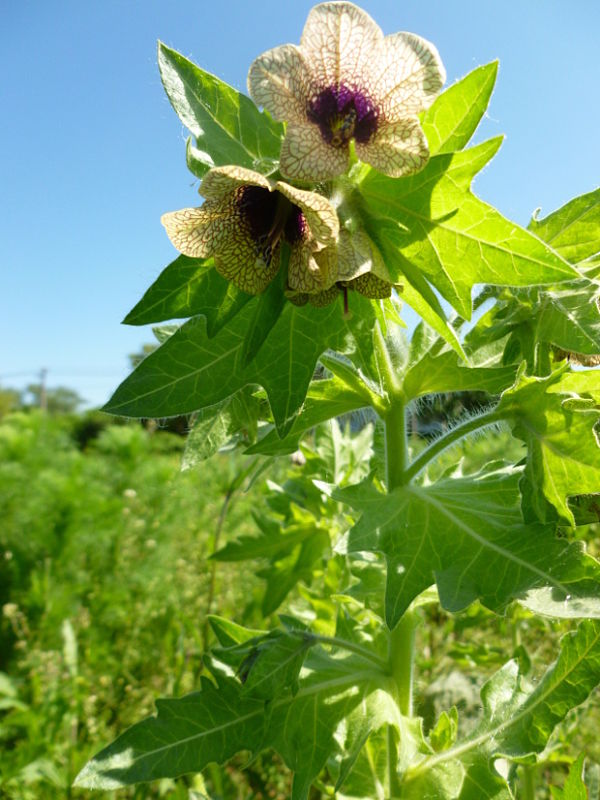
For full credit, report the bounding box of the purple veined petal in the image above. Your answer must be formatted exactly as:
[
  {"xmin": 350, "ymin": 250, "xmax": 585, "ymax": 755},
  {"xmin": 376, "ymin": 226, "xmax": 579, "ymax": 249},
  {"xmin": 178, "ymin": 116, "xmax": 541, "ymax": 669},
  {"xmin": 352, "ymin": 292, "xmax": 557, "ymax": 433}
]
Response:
[
  {"xmin": 275, "ymin": 180, "xmax": 339, "ymax": 247},
  {"xmin": 300, "ymin": 1, "xmax": 383, "ymax": 89},
  {"xmin": 215, "ymin": 238, "xmax": 281, "ymax": 295},
  {"xmin": 372, "ymin": 32, "xmax": 446, "ymax": 119},
  {"xmin": 161, "ymin": 200, "xmax": 236, "ymax": 259},
  {"xmin": 355, "ymin": 116, "xmax": 429, "ymax": 178},
  {"xmin": 200, "ymin": 165, "xmax": 271, "ymax": 201},
  {"xmin": 280, "ymin": 122, "xmax": 349, "ymax": 180},
  {"xmin": 247, "ymin": 44, "xmax": 312, "ymax": 123},
  {"xmin": 288, "ymin": 244, "xmax": 327, "ymax": 293}
]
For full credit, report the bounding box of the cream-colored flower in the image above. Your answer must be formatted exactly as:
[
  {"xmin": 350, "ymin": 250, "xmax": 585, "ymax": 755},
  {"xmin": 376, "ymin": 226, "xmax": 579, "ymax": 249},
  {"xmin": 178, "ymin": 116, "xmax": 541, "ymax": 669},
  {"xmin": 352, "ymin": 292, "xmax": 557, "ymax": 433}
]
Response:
[
  {"xmin": 287, "ymin": 228, "xmax": 400, "ymax": 309},
  {"xmin": 161, "ymin": 166, "xmax": 339, "ymax": 295},
  {"xmin": 248, "ymin": 1, "xmax": 445, "ymax": 181}
]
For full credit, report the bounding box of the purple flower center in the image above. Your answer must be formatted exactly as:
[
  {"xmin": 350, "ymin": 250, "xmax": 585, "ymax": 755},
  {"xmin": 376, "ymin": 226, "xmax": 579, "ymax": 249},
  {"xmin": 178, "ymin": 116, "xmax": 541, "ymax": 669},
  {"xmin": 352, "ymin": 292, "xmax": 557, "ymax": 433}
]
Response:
[
  {"xmin": 307, "ymin": 85, "xmax": 379, "ymax": 148},
  {"xmin": 237, "ymin": 186, "xmax": 307, "ymax": 264}
]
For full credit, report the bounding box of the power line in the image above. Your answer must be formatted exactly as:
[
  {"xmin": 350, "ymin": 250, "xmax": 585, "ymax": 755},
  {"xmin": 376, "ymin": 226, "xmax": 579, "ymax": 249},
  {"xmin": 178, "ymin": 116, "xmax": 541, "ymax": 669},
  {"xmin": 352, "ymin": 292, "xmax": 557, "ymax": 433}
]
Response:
[{"xmin": 0, "ymin": 367, "xmax": 126, "ymax": 379}]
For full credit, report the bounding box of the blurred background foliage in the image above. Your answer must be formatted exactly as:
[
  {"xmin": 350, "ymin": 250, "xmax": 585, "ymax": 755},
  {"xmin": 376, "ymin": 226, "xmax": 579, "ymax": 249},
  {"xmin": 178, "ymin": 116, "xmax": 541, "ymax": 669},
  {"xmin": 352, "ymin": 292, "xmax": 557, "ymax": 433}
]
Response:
[{"xmin": 1, "ymin": 384, "xmax": 599, "ymax": 799}]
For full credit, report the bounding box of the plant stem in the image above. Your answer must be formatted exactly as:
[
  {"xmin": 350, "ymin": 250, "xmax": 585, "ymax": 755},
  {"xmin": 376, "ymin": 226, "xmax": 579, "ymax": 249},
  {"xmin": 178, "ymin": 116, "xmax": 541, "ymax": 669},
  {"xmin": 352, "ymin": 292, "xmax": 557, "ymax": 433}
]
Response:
[
  {"xmin": 202, "ymin": 487, "xmax": 233, "ymax": 652},
  {"xmin": 403, "ymin": 409, "xmax": 507, "ymax": 483},
  {"xmin": 388, "ymin": 611, "xmax": 417, "ymax": 715},
  {"xmin": 381, "ymin": 382, "xmax": 418, "ymax": 752},
  {"xmin": 519, "ymin": 764, "xmax": 536, "ymax": 800},
  {"xmin": 385, "ymin": 400, "xmax": 408, "ymax": 488}
]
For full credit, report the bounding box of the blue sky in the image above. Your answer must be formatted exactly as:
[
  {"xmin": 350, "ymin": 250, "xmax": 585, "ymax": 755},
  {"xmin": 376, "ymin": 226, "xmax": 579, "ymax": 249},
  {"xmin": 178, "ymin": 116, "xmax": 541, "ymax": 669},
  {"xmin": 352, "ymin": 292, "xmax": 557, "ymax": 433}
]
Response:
[{"xmin": 2, "ymin": 1, "xmax": 599, "ymax": 407}]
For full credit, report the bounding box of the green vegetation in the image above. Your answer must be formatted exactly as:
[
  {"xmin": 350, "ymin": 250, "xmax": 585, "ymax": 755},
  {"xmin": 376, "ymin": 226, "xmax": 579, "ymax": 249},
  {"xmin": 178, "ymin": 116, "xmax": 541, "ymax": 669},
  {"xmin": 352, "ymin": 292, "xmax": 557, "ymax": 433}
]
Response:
[
  {"xmin": 0, "ymin": 410, "xmax": 282, "ymax": 798},
  {"xmin": 3, "ymin": 409, "xmax": 600, "ymax": 799}
]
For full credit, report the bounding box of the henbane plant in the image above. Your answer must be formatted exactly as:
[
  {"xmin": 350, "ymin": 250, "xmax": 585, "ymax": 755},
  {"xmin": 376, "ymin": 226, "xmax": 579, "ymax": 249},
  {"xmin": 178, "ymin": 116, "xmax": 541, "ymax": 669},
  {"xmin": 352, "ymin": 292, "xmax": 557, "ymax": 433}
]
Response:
[{"xmin": 76, "ymin": 3, "xmax": 600, "ymax": 797}]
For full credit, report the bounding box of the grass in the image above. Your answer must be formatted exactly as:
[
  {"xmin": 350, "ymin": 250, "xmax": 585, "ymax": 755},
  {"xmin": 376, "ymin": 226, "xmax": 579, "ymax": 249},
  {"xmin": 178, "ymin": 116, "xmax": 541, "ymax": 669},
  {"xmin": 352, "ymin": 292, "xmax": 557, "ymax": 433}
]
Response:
[{"xmin": 0, "ymin": 411, "xmax": 275, "ymax": 798}]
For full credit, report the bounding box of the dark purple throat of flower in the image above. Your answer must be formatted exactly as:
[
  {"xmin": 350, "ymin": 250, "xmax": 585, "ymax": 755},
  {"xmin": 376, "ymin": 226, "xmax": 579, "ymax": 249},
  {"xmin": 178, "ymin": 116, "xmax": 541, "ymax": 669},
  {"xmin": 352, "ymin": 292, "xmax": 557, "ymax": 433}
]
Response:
[
  {"xmin": 307, "ymin": 85, "xmax": 379, "ymax": 148},
  {"xmin": 237, "ymin": 186, "xmax": 307, "ymax": 265}
]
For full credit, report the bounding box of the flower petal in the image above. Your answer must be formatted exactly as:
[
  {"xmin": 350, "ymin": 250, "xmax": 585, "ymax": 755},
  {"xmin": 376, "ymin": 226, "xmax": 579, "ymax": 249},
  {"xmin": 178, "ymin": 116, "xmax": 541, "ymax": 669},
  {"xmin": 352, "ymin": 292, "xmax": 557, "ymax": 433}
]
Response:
[
  {"xmin": 335, "ymin": 228, "xmax": 390, "ymax": 282},
  {"xmin": 247, "ymin": 44, "xmax": 312, "ymax": 123},
  {"xmin": 355, "ymin": 116, "xmax": 429, "ymax": 177},
  {"xmin": 351, "ymin": 272, "xmax": 393, "ymax": 299},
  {"xmin": 280, "ymin": 122, "xmax": 348, "ymax": 181},
  {"xmin": 288, "ymin": 244, "xmax": 328, "ymax": 293},
  {"xmin": 161, "ymin": 201, "xmax": 233, "ymax": 258},
  {"xmin": 372, "ymin": 32, "xmax": 445, "ymax": 118},
  {"xmin": 200, "ymin": 165, "xmax": 271, "ymax": 201},
  {"xmin": 309, "ymin": 285, "xmax": 340, "ymax": 307},
  {"xmin": 275, "ymin": 181, "xmax": 339, "ymax": 247},
  {"xmin": 300, "ymin": 2, "xmax": 382, "ymax": 89},
  {"xmin": 215, "ymin": 240, "xmax": 280, "ymax": 295}
]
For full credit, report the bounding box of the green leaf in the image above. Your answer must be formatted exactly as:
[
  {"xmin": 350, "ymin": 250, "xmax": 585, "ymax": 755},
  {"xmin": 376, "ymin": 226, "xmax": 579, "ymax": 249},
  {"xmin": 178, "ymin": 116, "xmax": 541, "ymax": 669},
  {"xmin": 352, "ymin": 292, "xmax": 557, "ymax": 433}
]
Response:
[
  {"xmin": 259, "ymin": 529, "xmax": 330, "ymax": 616},
  {"xmin": 238, "ymin": 629, "xmax": 313, "ymax": 699},
  {"xmin": 401, "ymin": 329, "xmax": 518, "ymax": 401},
  {"xmin": 361, "ymin": 215, "xmax": 466, "ymax": 359},
  {"xmin": 479, "ymin": 623, "xmax": 600, "ymax": 760},
  {"xmin": 124, "ymin": 257, "xmax": 252, "ymax": 334},
  {"xmin": 498, "ymin": 369, "xmax": 600, "ymax": 525},
  {"xmin": 208, "ymin": 616, "xmax": 264, "ymax": 648},
  {"xmin": 74, "ymin": 674, "xmax": 266, "ymax": 790},
  {"xmin": 76, "ymin": 650, "xmax": 384, "ymax": 800},
  {"xmin": 330, "ymin": 467, "xmax": 597, "ymax": 628},
  {"xmin": 358, "ymin": 139, "xmax": 576, "ymax": 319},
  {"xmin": 182, "ymin": 388, "xmax": 260, "ymax": 468},
  {"xmin": 247, "ymin": 376, "xmax": 370, "ymax": 456},
  {"xmin": 529, "ymin": 187, "xmax": 600, "ymax": 264},
  {"xmin": 398, "ymin": 622, "xmax": 600, "ymax": 797},
  {"xmin": 536, "ymin": 283, "xmax": 600, "ymax": 357},
  {"xmin": 104, "ymin": 294, "xmax": 377, "ymax": 437},
  {"xmin": 213, "ymin": 512, "xmax": 322, "ymax": 563},
  {"xmin": 422, "ymin": 62, "xmax": 499, "ymax": 155},
  {"xmin": 331, "ymin": 690, "xmax": 401, "ymax": 797},
  {"xmin": 158, "ymin": 43, "xmax": 283, "ymax": 177},
  {"xmin": 265, "ymin": 651, "xmax": 383, "ymax": 800},
  {"xmin": 430, "ymin": 707, "xmax": 459, "ymax": 753},
  {"xmin": 550, "ymin": 754, "xmax": 587, "ymax": 800},
  {"xmin": 239, "ymin": 266, "xmax": 286, "ymax": 366}
]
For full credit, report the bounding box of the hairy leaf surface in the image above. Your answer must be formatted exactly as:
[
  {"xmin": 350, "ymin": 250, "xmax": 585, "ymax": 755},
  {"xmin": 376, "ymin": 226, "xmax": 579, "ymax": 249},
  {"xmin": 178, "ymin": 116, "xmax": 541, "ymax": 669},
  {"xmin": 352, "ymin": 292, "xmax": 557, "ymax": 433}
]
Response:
[
  {"xmin": 422, "ymin": 61, "xmax": 498, "ymax": 156},
  {"xmin": 498, "ymin": 370, "xmax": 600, "ymax": 525},
  {"xmin": 124, "ymin": 258, "xmax": 251, "ymax": 335},
  {"xmin": 529, "ymin": 187, "xmax": 600, "ymax": 264},
  {"xmin": 359, "ymin": 139, "xmax": 576, "ymax": 319},
  {"xmin": 158, "ymin": 43, "xmax": 283, "ymax": 177},
  {"xmin": 329, "ymin": 468, "xmax": 598, "ymax": 628},
  {"xmin": 104, "ymin": 295, "xmax": 377, "ymax": 436}
]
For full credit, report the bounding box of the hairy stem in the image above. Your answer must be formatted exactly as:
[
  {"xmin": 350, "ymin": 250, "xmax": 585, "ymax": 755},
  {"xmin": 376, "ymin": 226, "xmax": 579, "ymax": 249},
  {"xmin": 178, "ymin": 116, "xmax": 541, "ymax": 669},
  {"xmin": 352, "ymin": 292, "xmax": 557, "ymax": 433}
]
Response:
[
  {"xmin": 403, "ymin": 408, "xmax": 507, "ymax": 484},
  {"xmin": 202, "ymin": 487, "xmax": 233, "ymax": 652},
  {"xmin": 519, "ymin": 764, "xmax": 536, "ymax": 800},
  {"xmin": 388, "ymin": 611, "xmax": 418, "ymax": 715},
  {"xmin": 385, "ymin": 400, "xmax": 408, "ymax": 489},
  {"xmin": 381, "ymin": 371, "xmax": 419, "ymax": 740}
]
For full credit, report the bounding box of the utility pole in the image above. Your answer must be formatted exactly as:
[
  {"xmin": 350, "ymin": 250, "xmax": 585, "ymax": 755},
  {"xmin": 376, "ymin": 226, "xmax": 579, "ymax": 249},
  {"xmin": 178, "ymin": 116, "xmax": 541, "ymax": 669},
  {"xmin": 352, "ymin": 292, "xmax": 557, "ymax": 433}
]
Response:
[{"xmin": 39, "ymin": 367, "xmax": 47, "ymax": 412}]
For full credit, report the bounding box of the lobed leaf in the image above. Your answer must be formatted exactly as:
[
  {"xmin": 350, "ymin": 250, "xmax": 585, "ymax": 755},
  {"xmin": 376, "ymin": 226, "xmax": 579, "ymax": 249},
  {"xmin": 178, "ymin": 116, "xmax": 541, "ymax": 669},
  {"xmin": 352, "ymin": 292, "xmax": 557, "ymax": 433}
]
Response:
[
  {"xmin": 359, "ymin": 139, "xmax": 577, "ymax": 319},
  {"xmin": 529, "ymin": 187, "xmax": 600, "ymax": 264},
  {"xmin": 498, "ymin": 369, "xmax": 600, "ymax": 525},
  {"xmin": 329, "ymin": 468, "xmax": 600, "ymax": 629},
  {"xmin": 422, "ymin": 61, "xmax": 499, "ymax": 156},
  {"xmin": 76, "ymin": 650, "xmax": 385, "ymax": 800},
  {"xmin": 158, "ymin": 43, "xmax": 283, "ymax": 177},
  {"xmin": 104, "ymin": 294, "xmax": 378, "ymax": 436},
  {"xmin": 124, "ymin": 257, "xmax": 251, "ymax": 335}
]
